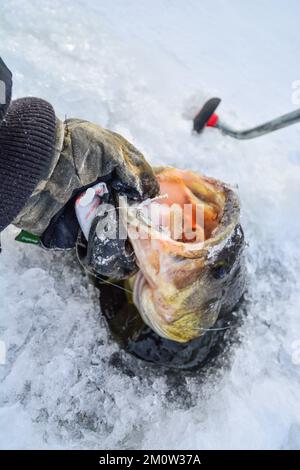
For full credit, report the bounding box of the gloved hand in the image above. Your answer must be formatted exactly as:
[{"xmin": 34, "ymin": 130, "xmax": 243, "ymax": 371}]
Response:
[
  {"xmin": 65, "ymin": 118, "xmax": 159, "ymax": 201},
  {"xmin": 63, "ymin": 119, "xmax": 160, "ymax": 280},
  {"xmin": 12, "ymin": 115, "xmax": 159, "ymax": 248}
]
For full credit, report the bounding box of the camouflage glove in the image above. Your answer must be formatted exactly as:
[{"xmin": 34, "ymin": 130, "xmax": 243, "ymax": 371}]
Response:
[
  {"xmin": 66, "ymin": 118, "xmax": 159, "ymax": 200},
  {"xmin": 66, "ymin": 119, "xmax": 159, "ymax": 280}
]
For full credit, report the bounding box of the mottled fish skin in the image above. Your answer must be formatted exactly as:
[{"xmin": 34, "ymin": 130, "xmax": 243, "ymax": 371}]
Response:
[{"xmin": 125, "ymin": 167, "xmax": 246, "ymax": 343}]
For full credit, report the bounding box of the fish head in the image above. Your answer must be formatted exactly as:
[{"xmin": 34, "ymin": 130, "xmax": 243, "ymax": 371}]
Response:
[{"xmin": 122, "ymin": 167, "xmax": 246, "ymax": 343}]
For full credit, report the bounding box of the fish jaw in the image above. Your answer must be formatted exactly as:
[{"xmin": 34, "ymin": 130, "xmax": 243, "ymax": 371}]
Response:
[
  {"xmin": 123, "ymin": 167, "xmax": 246, "ymax": 343},
  {"xmin": 133, "ymin": 270, "xmax": 222, "ymax": 343}
]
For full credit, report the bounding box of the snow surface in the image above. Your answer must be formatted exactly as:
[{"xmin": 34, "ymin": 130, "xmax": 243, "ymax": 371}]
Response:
[{"xmin": 1, "ymin": 0, "xmax": 300, "ymax": 450}]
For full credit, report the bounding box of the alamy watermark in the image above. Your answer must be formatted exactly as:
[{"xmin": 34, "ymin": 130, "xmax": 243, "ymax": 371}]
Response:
[
  {"xmin": 291, "ymin": 340, "xmax": 300, "ymax": 366},
  {"xmin": 0, "ymin": 340, "xmax": 6, "ymax": 365},
  {"xmin": 291, "ymin": 80, "xmax": 300, "ymax": 105},
  {"xmin": 93, "ymin": 195, "xmax": 206, "ymax": 245},
  {"xmin": 0, "ymin": 79, "xmax": 6, "ymax": 105}
]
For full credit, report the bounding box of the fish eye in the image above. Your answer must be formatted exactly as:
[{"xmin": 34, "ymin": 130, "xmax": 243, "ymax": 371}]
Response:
[{"xmin": 212, "ymin": 260, "xmax": 229, "ymax": 279}]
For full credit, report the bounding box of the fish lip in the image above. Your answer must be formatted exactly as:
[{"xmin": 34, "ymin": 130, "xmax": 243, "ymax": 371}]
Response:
[
  {"xmin": 132, "ymin": 271, "xmax": 150, "ymax": 329},
  {"xmin": 133, "ymin": 271, "xmax": 172, "ymax": 340},
  {"xmin": 132, "ymin": 270, "xmax": 144, "ymax": 310}
]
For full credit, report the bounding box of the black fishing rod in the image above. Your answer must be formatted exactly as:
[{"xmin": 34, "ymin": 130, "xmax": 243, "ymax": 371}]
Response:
[{"xmin": 193, "ymin": 97, "xmax": 300, "ymax": 140}]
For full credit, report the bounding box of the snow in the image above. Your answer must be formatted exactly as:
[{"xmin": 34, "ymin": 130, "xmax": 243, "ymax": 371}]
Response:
[{"xmin": 1, "ymin": 0, "xmax": 300, "ymax": 450}]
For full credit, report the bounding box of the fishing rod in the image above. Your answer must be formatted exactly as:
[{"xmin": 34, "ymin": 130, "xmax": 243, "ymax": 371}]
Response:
[{"xmin": 193, "ymin": 97, "xmax": 300, "ymax": 140}]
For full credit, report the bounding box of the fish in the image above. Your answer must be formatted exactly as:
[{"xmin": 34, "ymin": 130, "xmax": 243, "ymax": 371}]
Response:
[{"xmin": 121, "ymin": 167, "xmax": 246, "ymax": 343}]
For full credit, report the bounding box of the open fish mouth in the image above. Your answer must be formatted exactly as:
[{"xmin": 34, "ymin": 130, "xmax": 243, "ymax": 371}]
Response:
[{"xmin": 121, "ymin": 167, "xmax": 246, "ymax": 343}]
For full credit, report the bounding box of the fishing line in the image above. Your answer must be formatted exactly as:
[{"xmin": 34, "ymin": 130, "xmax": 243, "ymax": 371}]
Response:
[
  {"xmin": 78, "ymin": 245, "xmax": 236, "ymax": 331},
  {"xmin": 78, "ymin": 195, "xmax": 235, "ymax": 327},
  {"xmin": 195, "ymin": 324, "xmax": 235, "ymax": 332}
]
